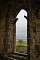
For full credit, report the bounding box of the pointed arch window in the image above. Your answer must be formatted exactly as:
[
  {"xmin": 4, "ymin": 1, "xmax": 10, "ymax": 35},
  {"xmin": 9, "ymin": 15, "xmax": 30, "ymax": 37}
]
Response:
[{"xmin": 16, "ymin": 9, "xmax": 27, "ymax": 54}]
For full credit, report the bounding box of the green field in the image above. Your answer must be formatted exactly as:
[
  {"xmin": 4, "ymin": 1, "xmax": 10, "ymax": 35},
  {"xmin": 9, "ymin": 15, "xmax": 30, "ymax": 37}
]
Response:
[{"xmin": 16, "ymin": 40, "xmax": 27, "ymax": 54}]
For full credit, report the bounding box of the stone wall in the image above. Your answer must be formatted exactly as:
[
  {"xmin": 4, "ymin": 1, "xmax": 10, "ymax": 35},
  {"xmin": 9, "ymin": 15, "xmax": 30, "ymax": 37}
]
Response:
[
  {"xmin": 30, "ymin": 9, "xmax": 40, "ymax": 60},
  {"xmin": 0, "ymin": 0, "xmax": 40, "ymax": 60}
]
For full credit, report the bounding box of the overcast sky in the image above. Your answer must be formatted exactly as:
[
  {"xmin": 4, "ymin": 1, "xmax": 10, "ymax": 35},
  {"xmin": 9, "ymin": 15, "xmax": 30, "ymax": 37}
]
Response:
[{"xmin": 16, "ymin": 9, "xmax": 27, "ymax": 40}]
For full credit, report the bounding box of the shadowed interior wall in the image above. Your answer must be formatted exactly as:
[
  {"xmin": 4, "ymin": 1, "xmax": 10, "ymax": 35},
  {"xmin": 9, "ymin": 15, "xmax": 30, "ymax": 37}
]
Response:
[{"xmin": 0, "ymin": 0, "xmax": 40, "ymax": 60}]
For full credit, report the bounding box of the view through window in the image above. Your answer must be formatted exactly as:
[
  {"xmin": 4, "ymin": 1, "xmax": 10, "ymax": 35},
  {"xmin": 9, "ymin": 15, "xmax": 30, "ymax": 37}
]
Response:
[{"xmin": 16, "ymin": 9, "xmax": 27, "ymax": 54}]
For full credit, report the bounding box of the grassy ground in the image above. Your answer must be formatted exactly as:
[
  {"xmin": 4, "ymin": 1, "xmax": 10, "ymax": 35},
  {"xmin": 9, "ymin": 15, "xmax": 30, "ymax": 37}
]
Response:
[{"xmin": 16, "ymin": 40, "xmax": 27, "ymax": 54}]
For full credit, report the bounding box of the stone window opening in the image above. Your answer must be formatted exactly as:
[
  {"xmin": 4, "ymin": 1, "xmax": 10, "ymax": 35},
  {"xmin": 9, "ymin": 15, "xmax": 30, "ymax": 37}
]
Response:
[{"xmin": 16, "ymin": 9, "xmax": 27, "ymax": 54}]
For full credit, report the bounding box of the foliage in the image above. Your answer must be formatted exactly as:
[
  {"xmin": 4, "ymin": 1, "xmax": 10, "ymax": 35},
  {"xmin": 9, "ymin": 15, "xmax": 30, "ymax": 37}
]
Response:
[{"xmin": 16, "ymin": 40, "xmax": 27, "ymax": 54}]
